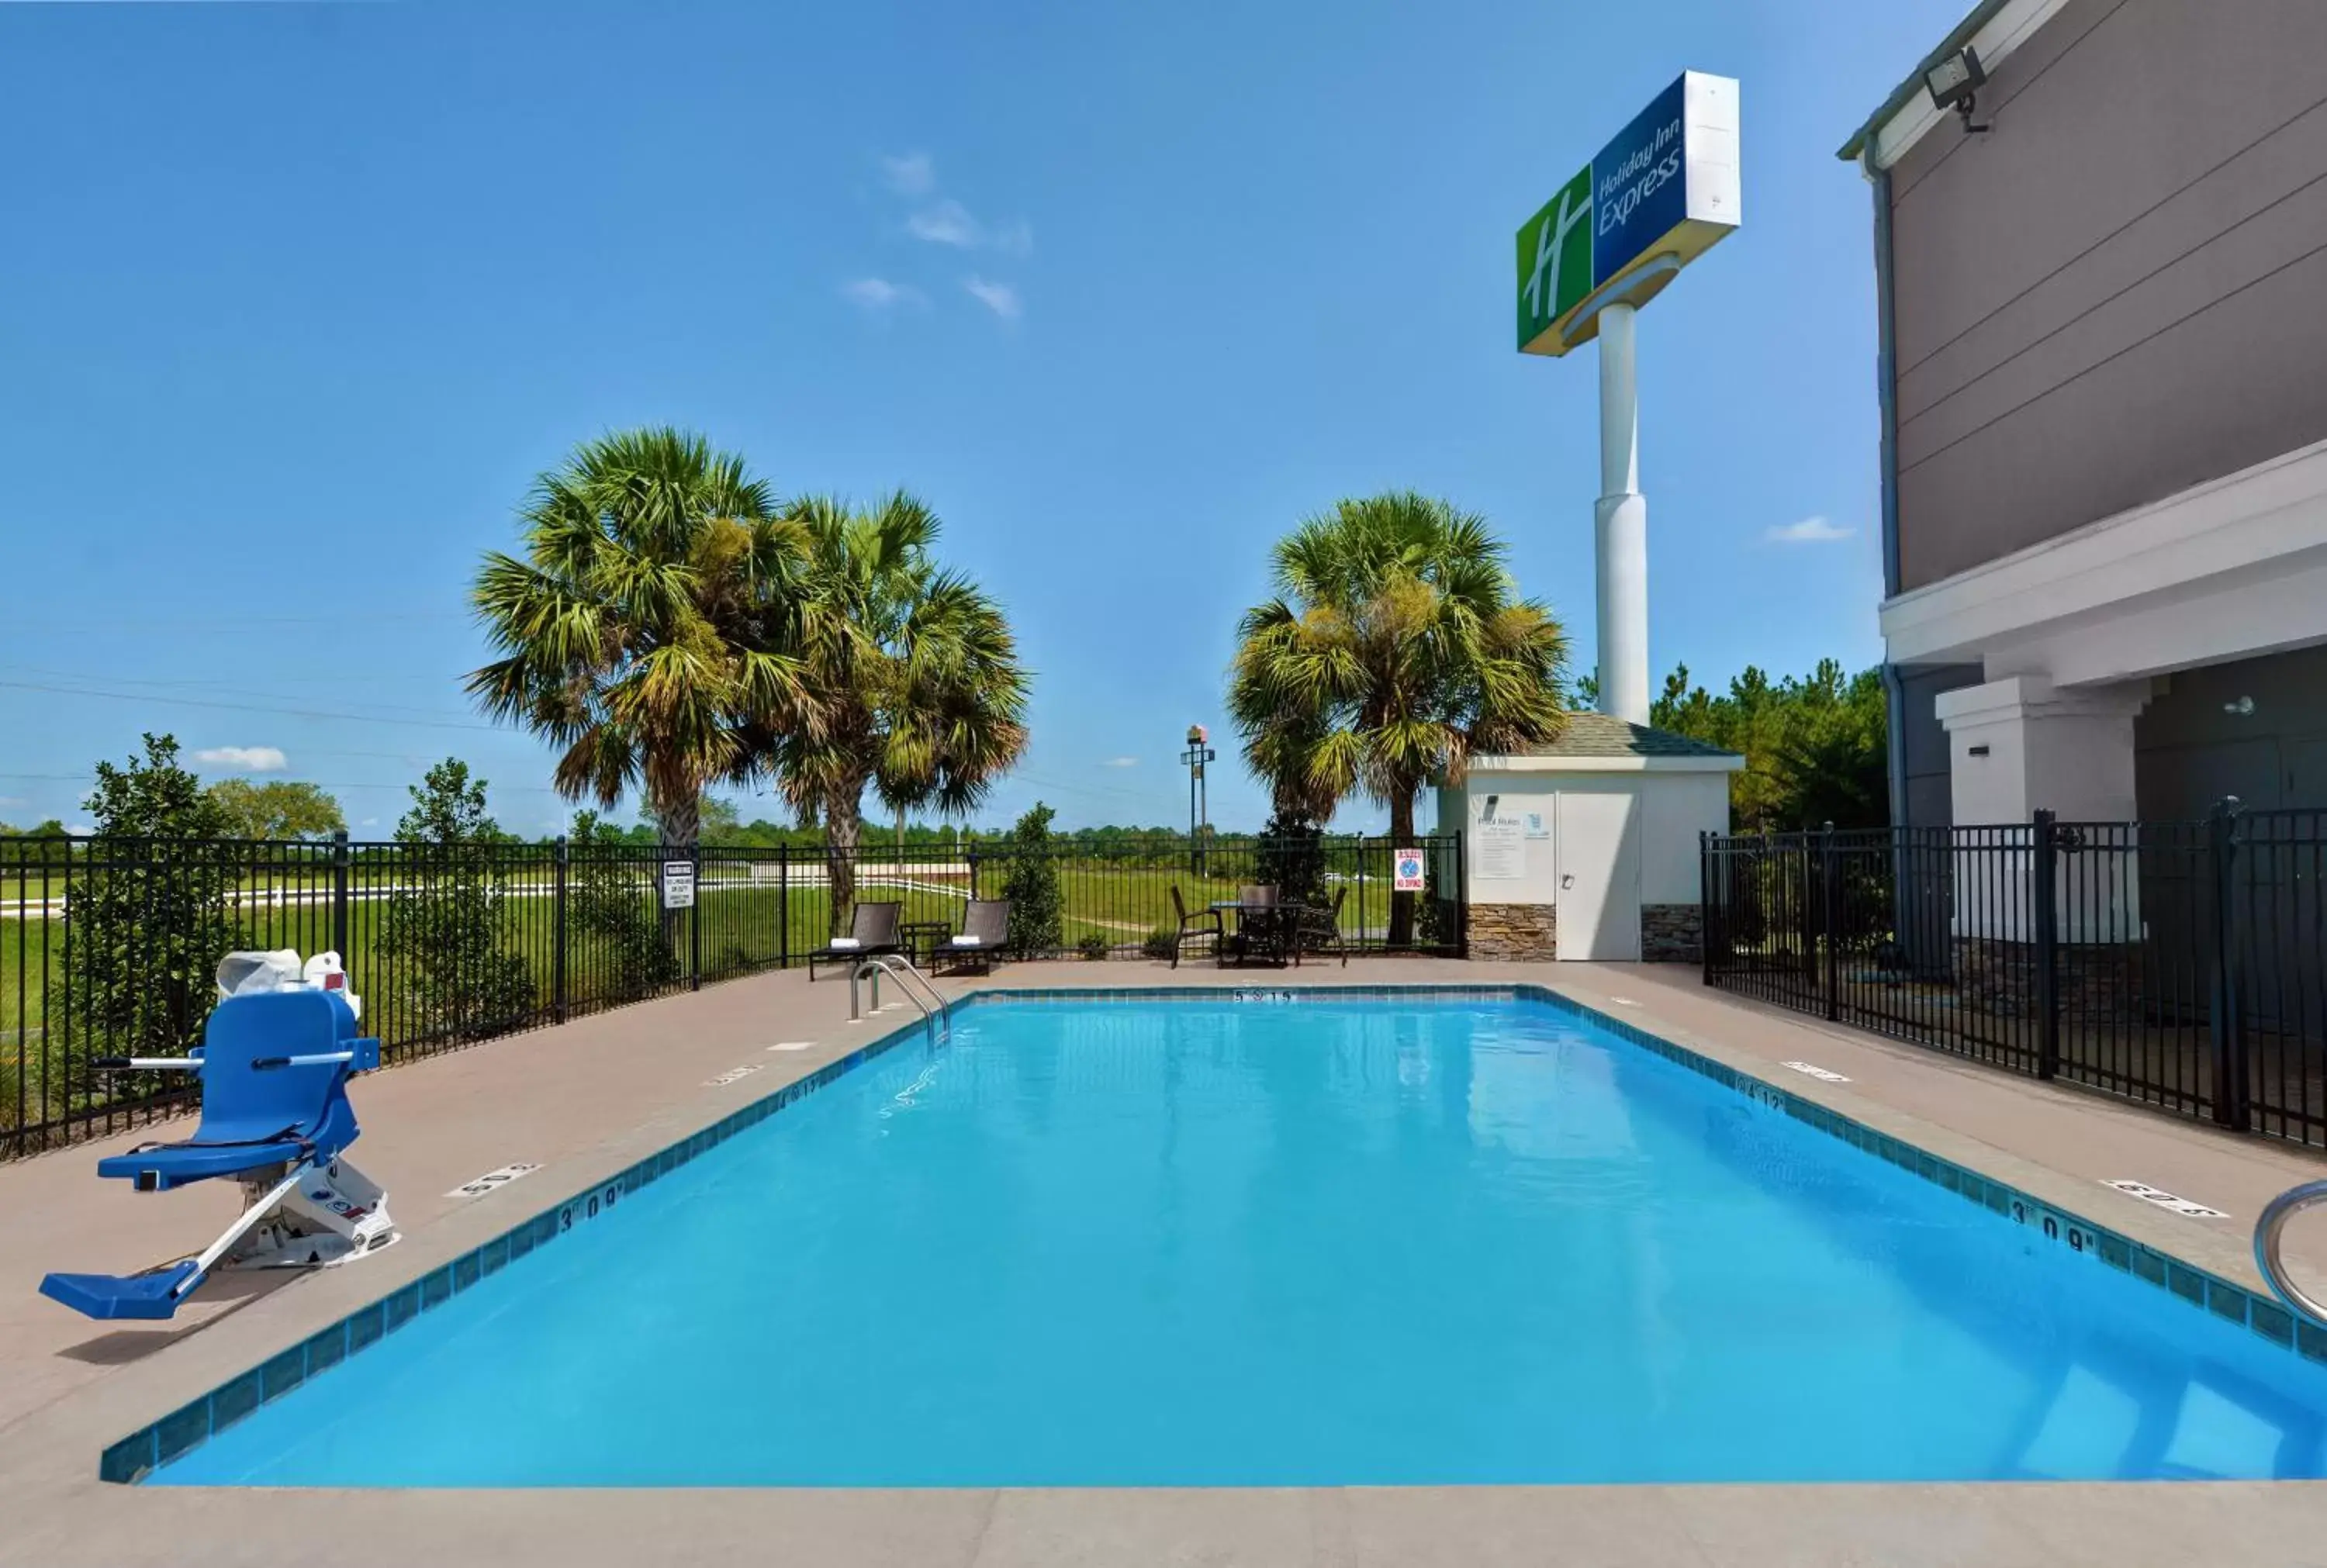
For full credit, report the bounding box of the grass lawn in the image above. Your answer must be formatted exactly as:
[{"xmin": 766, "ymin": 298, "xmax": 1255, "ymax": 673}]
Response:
[{"xmin": 2, "ymin": 851, "xmax": 1427, "ymax": 1144}]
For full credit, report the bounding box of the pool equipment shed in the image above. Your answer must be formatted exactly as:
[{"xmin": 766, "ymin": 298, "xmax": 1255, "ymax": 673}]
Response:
[{"xmin": 1437, "ymin": 715, "xmax": 1741, "ymax": 962}]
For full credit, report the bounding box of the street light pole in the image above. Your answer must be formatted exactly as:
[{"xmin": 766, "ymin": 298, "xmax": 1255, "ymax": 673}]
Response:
[{"xmin": 1181, "ymin": 724, "xmax": 1215, "ymax": 876}]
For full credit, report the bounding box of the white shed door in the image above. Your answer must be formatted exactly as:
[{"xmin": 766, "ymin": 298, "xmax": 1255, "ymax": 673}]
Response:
[{"xmin": 1554, "ymin": 791, "xmax": 1641, "ymax": 962}]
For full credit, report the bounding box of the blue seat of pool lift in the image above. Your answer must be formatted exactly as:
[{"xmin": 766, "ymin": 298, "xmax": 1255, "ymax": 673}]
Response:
[{"xmin": 39, "ymin": 989, "xmax": 392, "ymax": 1321}]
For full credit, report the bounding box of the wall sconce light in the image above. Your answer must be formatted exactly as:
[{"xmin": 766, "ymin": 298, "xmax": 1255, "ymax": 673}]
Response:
[
  {"xmin": 2224, "ymin": 696, "xmax": 2255, "ymax": 716},
  {"xmin": 1967, "ymin": 744, "xmax": 1991, "ymax": 757},
  {"xmin": 1925, "ymin": 46, "xmax": 1990, "ymax": 134}
]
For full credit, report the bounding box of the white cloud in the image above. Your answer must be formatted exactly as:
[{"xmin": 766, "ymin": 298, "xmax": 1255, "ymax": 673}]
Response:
[
  {"xmin": 905, "ymin": 199, "xmax": 1033, "ymax": 257},
  {"xmin": 880, "ymin": 150, "xmax": 935, "ymax": 197},
  {"xmin": 67, "ymin": 822, "xmax": 93, "ymax": 836},
  {"xmin": 963, "ymin": 276, "xmax": 1022, "ymax": 320},
  {"xmin": 195, "ymin": 745, "xmax": 288, "ymax": 772},
  {"xmin": 908, "ymin": 199, "xmax": 981, "ymax": 247},
  {"xmin": 0, "ymin": 796, "xmax": 25, "ymax": 810},
  {"xmin": 1099, "ymin": 756, "xmax": 1139, "ymax": 769},
  {"xmin": 842, "ymin": 277, "xmax": 926, "ymax": 310},
  {"xmin": 359, "ymin": 817, "xmax": 379, "ymax": 827},
  {"xmin": 1764, "ymin": 516, "xmax": 1855, "ymax": 545}
]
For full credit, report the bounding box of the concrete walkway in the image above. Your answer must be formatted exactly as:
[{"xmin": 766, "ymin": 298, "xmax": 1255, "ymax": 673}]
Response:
[{"xmin": 2, "ymin": 958, "xmax": 2324, "ymax": 1566}]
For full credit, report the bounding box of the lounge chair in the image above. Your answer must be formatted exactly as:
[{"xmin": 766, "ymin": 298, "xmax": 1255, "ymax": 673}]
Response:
[
  {"xmin": 807, "ymin": 900, "xmax": 904, "ymax": 980},
  {"xmin": 40, "ymin": 982, "xmax": 397, "ymax": 1321},
  {"xmin": 1167, "ymin": 886, "xmax": 1222, "ymax": 969},
  {"xmin": 1292, "ymin": 886, "xmax": 1350, "ymax": 968},
  {"xmin": 933, "ymin": 898, "xmax": 1011, "ymax": 975}
]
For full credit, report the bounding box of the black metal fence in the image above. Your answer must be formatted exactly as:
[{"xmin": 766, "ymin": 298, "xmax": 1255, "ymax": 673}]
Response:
[
  {"xmin": 1701, "ymin": 805, "xmax": 2327, "ymax": 1146},
  {"xmin": 0, "ymin": 831, "xmax": 1463, "ymax": 1160}
]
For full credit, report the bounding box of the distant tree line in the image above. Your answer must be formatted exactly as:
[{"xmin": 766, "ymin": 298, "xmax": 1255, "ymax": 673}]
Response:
[{"xmin": 1572, "ymin": 658, "xmax": 1888, "ymax": 834}]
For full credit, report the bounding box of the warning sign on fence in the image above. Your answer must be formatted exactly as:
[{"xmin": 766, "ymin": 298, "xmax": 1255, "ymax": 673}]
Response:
[
  {"xmin": 662, "ymin": 861, "xmax": 696, "ymax": 910},
  {"xmin": 1393, "ymin": 849, "xmax": 1426, "ymax": 893}
]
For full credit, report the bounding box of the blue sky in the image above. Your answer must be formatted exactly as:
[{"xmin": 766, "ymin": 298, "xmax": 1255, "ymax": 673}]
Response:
[{"xmin": 0, "ymin": 0, "xmax": 1960, "ymax": 838}]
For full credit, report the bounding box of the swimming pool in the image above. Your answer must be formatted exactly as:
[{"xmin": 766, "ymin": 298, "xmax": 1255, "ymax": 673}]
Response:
[{"xmin": 144, "ymin": 990, "xmax": 2327, "ymax": 1486}]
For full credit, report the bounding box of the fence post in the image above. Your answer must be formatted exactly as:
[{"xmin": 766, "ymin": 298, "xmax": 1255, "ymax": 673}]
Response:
[
  {"xmin": 2210, "ymin": 800, "xmax": 2249, "ymax": 1131},
  {"xmin": 777, "ymin": 844, "xmax": 790, "ymax": 971},
  {"xmin": 552, "ymin": 835, "xmax": 569, "ymax": 1024},
  {"xmin": 1454, "ymin": 831, "xmax": 1468, "ymax": 960},
  {"xmin": 2032, "ymin": 809, "xmax": 2060, "ymax": 1081},
  {"xmin": 330, "ymin": 829, "xmax": 351, "ymax": 962},
  {"xmin": 1699, "ymin": 831, "xmax": 1714, "ymax": 988},
  {"xmin": 689, "ymin": 841, "xmax": 704, "ymax": 992},
  {"xmin": 1819, "ymin": 822, "xmax": 1841, "ymax": 1021}
]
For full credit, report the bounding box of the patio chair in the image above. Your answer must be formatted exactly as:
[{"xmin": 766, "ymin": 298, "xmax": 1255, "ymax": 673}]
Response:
[
  {"xmin": 1292, "ymin": 885, "xmax": 1350, "ymax": 968},
  {"xmin": 934, "ymin": 898, "xmax": 1011, "ymax": 975},
  {"xmin": 1226, "ymin": 885, "xmax": 1286, "ymax": 968},
  {"xmin": 807, "ymin": 900, "xmax": 904, "ymax": 980},
  {"xmin": 1167, "ymin": 886, "xmax": 1222, "ymax": 969},
  {"xmin": 39, "ymin": 982, "xmax": 397, "ymax": 1321}
]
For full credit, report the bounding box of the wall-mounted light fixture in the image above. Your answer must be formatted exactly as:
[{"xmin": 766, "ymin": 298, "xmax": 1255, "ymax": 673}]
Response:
[
  {"xmin": 2224, "ymin": 696, "xmax": 2256, "ymax": 716},
  {"xmin": 1968, "ymin": 744, "xmax": 1991, "ymax": 757},
  {"xmin": 1925, "ymin": 46, "xmax": 1990, "ymax": 134}
]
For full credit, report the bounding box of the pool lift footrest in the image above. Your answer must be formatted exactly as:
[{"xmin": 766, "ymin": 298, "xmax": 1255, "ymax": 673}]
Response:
[{"xmin": 40, "ymin": 1156, "xmax": 396, "ymax": 1321}]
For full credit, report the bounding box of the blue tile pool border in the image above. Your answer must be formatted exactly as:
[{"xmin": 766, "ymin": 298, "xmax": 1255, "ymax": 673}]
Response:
[
  {"xmin": 99, "ymin": 981, "xmax": 2318, "ymax": 1483},
  {"xmin": 100, "ymin": 1003, "xmax": 941, "ymax": 1485}
]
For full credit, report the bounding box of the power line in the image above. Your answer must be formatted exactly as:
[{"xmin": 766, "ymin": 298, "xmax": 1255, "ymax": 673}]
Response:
[
  {"xmin": 0, "ymin": 610, "xmax": 469, "ymax": 636},
  {"xmin": 0, "ymin": 678, "xmax": 505, "ymax": 733}
]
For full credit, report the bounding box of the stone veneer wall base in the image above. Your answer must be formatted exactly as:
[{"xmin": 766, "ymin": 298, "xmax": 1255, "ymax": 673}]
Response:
[
  {"xmin": 1469, "ymin": 902, "xmax": 1557, "ymax": 962},
  {"xmin": 1642, "ymin": 903, "xmax": 1703, "ymax": 964}
]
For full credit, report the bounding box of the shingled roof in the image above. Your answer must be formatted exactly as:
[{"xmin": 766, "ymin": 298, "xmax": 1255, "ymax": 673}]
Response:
[{"xmin": 1497, "ymin": 713, "xmax": 1741, "ymax": 760}]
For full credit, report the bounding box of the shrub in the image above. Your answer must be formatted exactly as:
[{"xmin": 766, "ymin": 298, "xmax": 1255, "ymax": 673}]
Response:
[
  {"xmin": 65, "ymin": 734, "xmax": 240, "ymax": 1063},
  {"xmin": 1077, "ymin": 931, "xmax": 1109, "ymax": 961},
  {"xmin": 998, "ymin": 803, "xmax": 1063, "ymax": 956},
  {"xmin": 567, "ymin": 811, "xmax": 679, "ymax": 1002},
  {"xmin": 1143, "ymin": 927, "xmax": 1177, "ymax": 960},
  {"xmin": 377, "ymin": 760, "xmax": 536, "ymax": 1043},
  {"xmin": 1254, "ymin": 806, "xmax": 1326, "ymax": 910}
]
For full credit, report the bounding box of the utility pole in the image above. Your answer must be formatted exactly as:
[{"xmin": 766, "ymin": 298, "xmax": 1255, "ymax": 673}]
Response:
[{"xmin": 1181, "ymin": 724, "xmax": 1215, "ymax": 876}]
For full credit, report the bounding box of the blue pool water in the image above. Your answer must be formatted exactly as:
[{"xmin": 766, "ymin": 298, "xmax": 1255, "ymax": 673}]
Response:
[{"xmin": 158, "ymin": 994, "xmax": 2327, "ymax": 1486}]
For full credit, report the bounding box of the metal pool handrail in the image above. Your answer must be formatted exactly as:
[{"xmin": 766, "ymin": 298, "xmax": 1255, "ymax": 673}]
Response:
[
  {"xmin": 2255, "ymin": 1179, "xmax": 2327, "ymax": 1330},
  {"xmin": 850, "ymin": 955, "xmax": 950, "ymax": 1042}
]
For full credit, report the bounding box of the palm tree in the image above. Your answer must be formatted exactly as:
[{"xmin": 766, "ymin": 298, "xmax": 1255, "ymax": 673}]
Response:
[
  {"xmin": 754, "ymin": 492, "xmax": 1029, "ymax": 927},
  {"xmin": 1229, "ymin": 492, "xmax": 1569, "ymax": 945},
  {"xmin": 468, "ymin": 428, "xmax": 811, "ymax": 859}
]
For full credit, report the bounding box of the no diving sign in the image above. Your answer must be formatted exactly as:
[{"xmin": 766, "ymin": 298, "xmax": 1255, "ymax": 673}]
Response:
[{"xmin": 1393, "ymin": 848, "xmax": 1427, "ymax": 893}]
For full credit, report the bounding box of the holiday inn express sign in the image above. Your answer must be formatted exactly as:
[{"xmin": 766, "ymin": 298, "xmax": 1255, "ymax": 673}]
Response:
[{"xmin": 1516, "ymin": 71, "xmax": 1740, "ymax": 355}]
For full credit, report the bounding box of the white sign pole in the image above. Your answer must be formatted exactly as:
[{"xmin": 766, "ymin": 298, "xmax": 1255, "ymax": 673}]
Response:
[{"xmin": 1595, "ymin": 299, "xmax": 1650, "ymax": 727}]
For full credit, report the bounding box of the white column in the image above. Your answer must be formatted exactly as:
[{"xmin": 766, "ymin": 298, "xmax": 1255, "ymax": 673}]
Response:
[
  {"xmin": 1934, "ymin": 676, "xmax": 2147, "ymax": 826},
  {"xmin": 1595, "ymin": 302, "xmax": 1650, "ymax": 727},
  {"xmin": 1935, "ymin": 675, "xmax": 2149, "ymax": 944}
]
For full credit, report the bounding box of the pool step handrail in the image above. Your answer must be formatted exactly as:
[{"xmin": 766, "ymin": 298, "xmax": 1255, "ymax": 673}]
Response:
[
  {"xmin": 850, "ymin": 954, "xmax": 950, "ymax": 1041},
  {"xmin": 2254, "ymin": 1179, "xmax": 2327, "ymax": 1331}
]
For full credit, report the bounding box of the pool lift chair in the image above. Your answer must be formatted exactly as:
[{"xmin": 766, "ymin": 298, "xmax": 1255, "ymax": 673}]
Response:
[{"xmin": 39, "ymin": 956, "xmax": 399, "ymax": 1322}]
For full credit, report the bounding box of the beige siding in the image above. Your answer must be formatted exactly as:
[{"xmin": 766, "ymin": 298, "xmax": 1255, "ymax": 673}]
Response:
[{"xmin": 1888, "ymin": 0, "xmax": 2327, "ymax": 592}]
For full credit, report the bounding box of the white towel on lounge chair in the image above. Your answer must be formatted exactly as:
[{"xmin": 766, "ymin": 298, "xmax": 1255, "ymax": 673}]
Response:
[
  {"xmin": 949, "ymin": 934, "xmax": 983, "ymax": 947},
  {"xmin": 829, "ymin": 937, "xmax": 860, "ymax": 950}
]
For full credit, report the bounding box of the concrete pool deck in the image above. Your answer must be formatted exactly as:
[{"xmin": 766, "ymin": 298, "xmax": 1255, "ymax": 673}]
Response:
[{"xmin": 1, "ymin": 958, "xmax": 2324, "ymax": 1565}]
